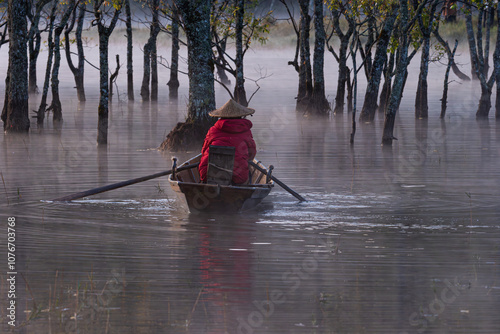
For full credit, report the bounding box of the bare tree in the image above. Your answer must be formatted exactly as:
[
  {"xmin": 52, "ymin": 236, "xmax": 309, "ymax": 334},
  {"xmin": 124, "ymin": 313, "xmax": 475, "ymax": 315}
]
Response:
[
  {"xmin": 464, "ymin": 0, "xmax": 496, "ymax": 118},
  {"xmin": 233, "ymin": 0, "xmax": 247, "ymax": 106},
  {"xmin": 296, "ymin": 0, "xmax": 312, "ymax": 111},
  {"xmin": 327, "ymin": 3, "xmax": 355, "ymax": 115},
  {"xmin": 94, "ymin": 0, "xmax": 122, "ymax": 145},
  {"xmin": 382, "ymin": 0, "xmax": 428, "ymax": 145},
  {"xmin": 359, "ymin": 6, "xmax": 398, "ymax": 123},
  {"xmin": 50, "ymin": 1, "xmax": 77, "ymax": 123},
  {"xmin": 124, "ymin": 0, "xmax": 134, "ymax": 101},
  {"xmin": 307, "ymin": 0, "xmax": 329, "ymax": 115},
  {"xmin": 166, "ymin": 5, "xmax": 180, "ymax": 99},
  {"xmin": 414, "ymin": 0, "xmax": 439, "ymax": 119},
  {"xmin": 64, "ymin": 0, "xmax": 86, "ymax": 102},
  {"xmin": 28, "ymin": 0, "xmax": 52, "ymax": 95},
  {"xmin": 141, "ymin": 0, "xmax": 160, "ymax": 102},
  {"xmin": 36, "ymin": 0, "xmax": 58, "ymax": 125}
]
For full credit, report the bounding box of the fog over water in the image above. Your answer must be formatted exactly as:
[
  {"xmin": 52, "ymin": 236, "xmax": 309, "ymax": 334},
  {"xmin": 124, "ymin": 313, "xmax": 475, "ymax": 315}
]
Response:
[{"xmin": 0, "ymin": 37, "xmax": 499, "ymax": 334}]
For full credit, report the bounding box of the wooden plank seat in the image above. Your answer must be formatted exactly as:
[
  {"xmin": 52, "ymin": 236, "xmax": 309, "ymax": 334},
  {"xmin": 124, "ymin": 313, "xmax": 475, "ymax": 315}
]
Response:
[{"xmin": 207, "ymin": 145, "xmax": 235, "ymax": 185}]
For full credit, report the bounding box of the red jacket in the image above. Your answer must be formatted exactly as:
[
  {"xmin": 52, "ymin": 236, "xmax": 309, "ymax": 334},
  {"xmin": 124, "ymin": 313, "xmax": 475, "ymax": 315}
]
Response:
[{"xmin": 199, "ymin": 119, "xmax": 257, "ymax": 184}]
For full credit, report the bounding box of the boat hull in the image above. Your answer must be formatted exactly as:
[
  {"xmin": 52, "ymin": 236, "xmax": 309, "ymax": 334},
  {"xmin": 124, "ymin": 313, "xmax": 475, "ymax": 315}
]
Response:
[
  {"xmin": 169, "ymin": 155, "xmax": 273, "ymax": 213},
  {"xmin": 170, "ymin": 182, "xmax": 272, "ymax": 213}
]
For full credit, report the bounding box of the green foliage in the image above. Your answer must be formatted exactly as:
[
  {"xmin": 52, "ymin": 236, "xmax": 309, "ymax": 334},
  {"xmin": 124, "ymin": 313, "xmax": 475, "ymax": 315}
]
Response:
[
  {"xmin": 432, "ymin": 42, "xmax": 446, "ymax": 62},
  {"xmin": 327, "ymin": 0, "xmax": 398, "ymax": 20},
  {"xmin": 211, "ymin": 0, "xmax": 273, "ymax": 47}
]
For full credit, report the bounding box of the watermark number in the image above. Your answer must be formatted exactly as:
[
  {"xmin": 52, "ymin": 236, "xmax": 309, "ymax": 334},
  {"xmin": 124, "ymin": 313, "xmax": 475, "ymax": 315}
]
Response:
[{"xmin": 7, "ymin": 217, "xmax": 16, "ymax": 327}]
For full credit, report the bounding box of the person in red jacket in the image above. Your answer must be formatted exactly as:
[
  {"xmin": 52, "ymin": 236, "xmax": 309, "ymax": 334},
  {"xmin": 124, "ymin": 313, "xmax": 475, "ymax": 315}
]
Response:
[{"xmin": 199, "ymin": 99, "xmax": 257, "ymax": 184}]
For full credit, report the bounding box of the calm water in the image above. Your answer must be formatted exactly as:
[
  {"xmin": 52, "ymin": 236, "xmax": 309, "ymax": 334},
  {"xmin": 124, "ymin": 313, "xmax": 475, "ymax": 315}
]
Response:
[{"xmin": 0, "ymin": 43, "xmax": 499, "ymax": 334}]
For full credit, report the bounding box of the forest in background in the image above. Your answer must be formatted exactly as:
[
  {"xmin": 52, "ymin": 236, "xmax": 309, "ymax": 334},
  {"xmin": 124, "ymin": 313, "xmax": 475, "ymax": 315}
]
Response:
[{"xmin": 1, "ymin": 0, "xmax": 499, "ymax": 150}]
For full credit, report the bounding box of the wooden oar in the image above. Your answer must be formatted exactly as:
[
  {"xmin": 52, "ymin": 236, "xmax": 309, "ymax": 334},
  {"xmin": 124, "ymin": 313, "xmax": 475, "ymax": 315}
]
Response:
[
  {"xmin": 249, "ymin": 161, "xmax": 306, "ymax": 202},
  {"xmin": 52, "ymin": 163, "xmax": 199, "ymax": 202}
]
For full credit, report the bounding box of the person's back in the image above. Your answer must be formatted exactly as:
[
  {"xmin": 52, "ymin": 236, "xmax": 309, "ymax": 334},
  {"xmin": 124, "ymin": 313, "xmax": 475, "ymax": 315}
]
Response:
[{"xmin": 198, "ymin": 100, "xmax": 256, "ymax": 184}]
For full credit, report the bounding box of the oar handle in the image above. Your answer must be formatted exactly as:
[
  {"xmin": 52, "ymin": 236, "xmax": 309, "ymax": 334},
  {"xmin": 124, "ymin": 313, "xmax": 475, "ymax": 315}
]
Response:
[
  {"xmin": 53, "ymin": 163, "xmax": 199, "ymax": 202},
  {"xmin": 249, "ymin": 161, "xmax": 306, "ymax": 202}
]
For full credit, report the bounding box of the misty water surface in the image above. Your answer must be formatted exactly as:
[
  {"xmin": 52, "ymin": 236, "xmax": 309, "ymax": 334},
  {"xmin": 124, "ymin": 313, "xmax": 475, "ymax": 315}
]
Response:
[{"xmin": 0, "ymin": 39, "xmax": 499, "ymax": 334}]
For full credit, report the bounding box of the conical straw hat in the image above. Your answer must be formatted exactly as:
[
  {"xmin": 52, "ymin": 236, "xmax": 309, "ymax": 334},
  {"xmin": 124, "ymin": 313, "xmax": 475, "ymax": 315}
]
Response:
[{"xmin": 209, "ymin": 99, "xmax": 255, "ymax": 118}]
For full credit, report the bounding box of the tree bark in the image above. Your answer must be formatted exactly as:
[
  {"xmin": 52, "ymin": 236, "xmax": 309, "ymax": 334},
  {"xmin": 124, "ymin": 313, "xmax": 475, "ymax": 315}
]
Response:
[
  {"xmin": 362, "ymin": 15, "xmax": 376, "ymax": 80},
  {"xmin": 359, "ymin": 7, "xmax": 398, "ymax": 123},
  {"xmin": 415, "ymin": 0, "xmax": 438, "ymax": 119},
  {"xmin": 151, "ymin": 0, "xmax": 159, "ymax": 101},
  {"xmin": 2, "ymin": 0, "xmax": 29, "ymax": 132},
  {"xmin": 379, "ymin": 52, "xmax": 395, "ymax": 114},
  {"xmin": 308, "ymin": 0, "xmax": 329, "ymax": 115},
  {"xmin": 27, "ymin": 0, "xmax": 51, "ymax": 95},
  {"xmin": 110, "ymin": 55, "xmax": 121, "ymax": 101},
  {"xmin": 162, "ymin": 0, "xmax": 215, "ymax": 151},
  {"xmin": 414, "ymin": 39, "xmax": 429, "ymax": 119},
  {"xmin": 64, "ymin": 0, "xmax": 86, "ymax": 102},
  {"xmin": 140, "ymin": 0, "xmax": 160, "ymax": 102},
  {"xmin": 296, "ymin": 0, "xmax": 312, "ymax": 111},
  {"xmin": 28, "ymin": 26, "xmax": 41, "ymax": 95},
  {"xmin": 441, "ymin": 40, "xmax": 458, "ymax": 119},
  {"xmin": 382, "ymin": 2, "xmax": 406, "ymax": 146},
  {"xmin": 36, "ymin": 1, "xmax": 58, "ymax": 125},
  {"xmin": 50, "ymin": 2, "xmax": 76, "ymax": 123},
  {"xmin": 233, "ymin": 0, "xmax": 248, "ymax": 106},
  {"xmin": 465, "ymin": 2, "xmax": 496, "ymax": 118},
  {"xmin": 125, "ymin": 0, "xmax": 134, "ymax": 101},
  {"xmin": 330, "ymin": 9, "xmax": 354, "ymax": 115},
  {"xmin": 494, "ymin": 4, "xmax": 500, "ymax": 119},
  {"xmin": 95, "ymin": 4, "xmax": 121, "ymax": 145},
  {"xmin": 182, "ymin": 0, "xmax": 215, "ymax": 122},
  {"xmin": 167, "ymin": 6, "xmax": 180, "ymax": 99}
]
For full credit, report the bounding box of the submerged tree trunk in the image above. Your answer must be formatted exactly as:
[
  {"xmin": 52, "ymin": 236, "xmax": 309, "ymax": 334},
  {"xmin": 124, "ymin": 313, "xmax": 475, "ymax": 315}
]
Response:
[
  {"xmin": 415, "ymin": 0, "xmax": 438, "ymax": 119},
  {"xmin": 233, "ymin": 0, "xmax": 248, "ymax": 106},
  {"xmin": 296, "ymin": 0, "xmax": 312, "ymax": 111},
  {"xmin": 330, "ymin": 9, "xmax": 354, "ymax": 115},
  {"xmin": 125, "ymin": 0, "xmax": 134, "ymax": 101},
  {"xmin": 379, "ymin": 52, "xmax": 395, "ymax": 114},
  {"xmin": 151, "ymin": 0, "xmax": 159, "ymax": 102},
  {"xmin": 308, "ymin": 0, "xmax": 329, "ymax": 115},
  {"xmin": 167, "ymin": 6, "xmax": 180, "ymax": 99},
  {"xmin": 359, "ymin": 6, "xmax": 398, "ymax": 123},
  {"xmin": 36, "ymin": 1, "xmax": 58, "ymax": 125},
  {"xmin": 141, "ymin": 0, "xmax": 160, "ymax": 102},
  {"xmin": 109, "ymin": 55, "xmax": 121, "ymax": 101},
  {"xmin": 27, "ymin": 0, "xmax": 51, "ymax": 95},
  {"xmin": 346, "ymin": 70, "xmax": 353, "ymax": 112},
  {"xmin": 95, "ymin": 4, "xmax": 121, "ymax": 145},
  {"xmin": 415, "ymin": 38, "xmax": 430, "ymax": 119},
  {"xmin": 465, "ymin": 2, "xmax": 496, "ymax": 118},
  {"xmin": 350, "ymin": 31, "xmax": 359, "ymax": 144},
  {"xmin": 28, "ymin": 26, "xmax": 41, "ymax": 95},
  {"xmin": 494, "ymin": 5, "xmax": 500, "ymax": 119},
  {"xmin": 65, "ymin": 0, "xmax": 86, "ymax": 102},
  {"xmin": 2, "ymin": 0, "xmax": 29, "ymax": 132},
  {"xmin": 441, "ymin": 40, "xmax": 458, "ymax": 119},
  {"xmin": 50, "ymin": 2, "xmax": 76, "ymax": 123},
  {"xmin": 333, "ymin": 36, "xmax": 351, "ymax": 115},
  {"xmin": 382, "ymin": 2, "xmax": 407, "ymax": 146},
  {"xmin": 161, "ymin": 0, "xmax": 215, "ymax": 151},
  {"xmin": 26, "ymin": 0, "xmax": 50, "ymax": 94}
]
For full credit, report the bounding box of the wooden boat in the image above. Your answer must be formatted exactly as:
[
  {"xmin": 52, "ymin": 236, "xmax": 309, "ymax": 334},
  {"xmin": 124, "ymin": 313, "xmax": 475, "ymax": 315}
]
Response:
[{"xmin": 169, "ymin": 153, "xmax": 274, "ymax": 213}]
